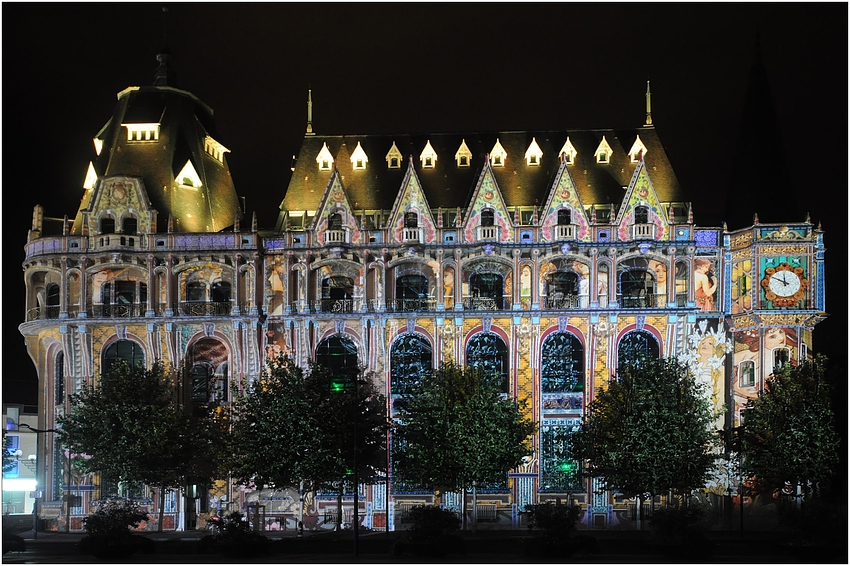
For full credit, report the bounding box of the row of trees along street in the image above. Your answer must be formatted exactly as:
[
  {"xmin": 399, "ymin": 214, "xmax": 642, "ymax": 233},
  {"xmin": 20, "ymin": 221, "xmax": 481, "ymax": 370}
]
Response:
[{"xmin": 53, "ymin": 352, "xmax": 840, "ymax": 532}]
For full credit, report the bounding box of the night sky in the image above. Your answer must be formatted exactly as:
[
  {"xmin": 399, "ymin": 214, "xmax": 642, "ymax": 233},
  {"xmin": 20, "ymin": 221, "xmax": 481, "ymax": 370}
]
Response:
[{"xmin": 3, "ymin": 4, "xmax": 847, "ymax": 404}]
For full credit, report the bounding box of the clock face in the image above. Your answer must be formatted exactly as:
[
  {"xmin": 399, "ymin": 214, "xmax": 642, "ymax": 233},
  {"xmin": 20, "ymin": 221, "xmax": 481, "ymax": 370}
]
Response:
[{"xmin": 768, "ymin": 271, "xmax": 801, "ymax": 297}]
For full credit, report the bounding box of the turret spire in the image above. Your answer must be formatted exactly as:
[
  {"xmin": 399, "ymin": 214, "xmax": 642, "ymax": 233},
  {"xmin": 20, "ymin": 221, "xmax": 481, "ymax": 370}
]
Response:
[
  {"xmin": 154, "ymin": 7, "xmax": 175, "ymax": 86},
  {"xmin": 644, "ymin": 79, "xmax": 653, "ymax": 126},
  {"xmin": 306, "ymin": 89, "xmax": 314, "ymax": 135}
]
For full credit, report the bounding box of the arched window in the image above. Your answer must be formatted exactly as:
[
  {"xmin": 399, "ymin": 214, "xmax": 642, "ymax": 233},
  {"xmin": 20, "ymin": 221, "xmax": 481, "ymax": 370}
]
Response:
[
  {"xmin": 100, "ymin": 217, "xmax": 115, "ymax": 234},
  {"xmin": 546, "ymin": 272, "xmax": 579, "ymax": 308},
  {"xmin": 619, "ymin": 269, "xmax": 656, "ymax": 308},
  {"xmin": 395, "ymin": 274, "xmax": 428, "ymax": 311},
  {"xmin": 191, "ymin": 363, "xmax": 213, "ymax": 403},
  {"xmin": 557, "ymin": 209, "xmax": 571, "ymax": 225},
  {"xmin": 480, "ymin": 209, "xmax": 495, "ymax": 227},
  {"xmin": 321, "ymin": 276, "xmax": 353, "ymax": 313},
  {"xmin": 617, "ymin": 330, "xmax": 660, "ymax": 367},
  {"xmin": 102, "ymin": 281, "xmax": 144, "ymax": 317},
  {"xmin": 187, "ymin": 281, "xmax": 207, "ymax": 303},
  {"xmin": 469, "ymin": 272, "xmax": 503, "ymax": 310},
  {"xmin": 390, "ymin": 334, "xmax": 432, "ymax": 395},
  {"xmin": 46, "ymin": 282, "xmax": 60, "ymax": 318},
  {"xmin": 634, "ymin": 206, "xmax": 649, "ymax": 224},
  {"xmin": 328, "ymin": 212, "xmax": 343, "ymax": 231},
  {"xmin": 404, "ymin": 212, "xmax": 418, "ymax": 228},
  {"xmin": 189, "ymin": 338, "xmax": 229, "ymax": 406},
  {"xmin": 55, "ymin": 351, "xmax": 65, "ymax": 405},
  {"xmin": 211, "ymin": 281, "xmax": 232, "ymax": 314},
  {"xmin": 122, "ymin": 217, "xmax": 138, "ymax": 235},
  {"xmin": 316, "ymin": 335, "xmax": 359, "ymax": 393},
  {"xmin": 466, "ymin": 332, "xmax": 508, "ymax": 392},
  {"xmin": 541, "ymin": 332, "xmax": 584, "ymax": 393},
  {"xmin": 102, "ymin": 339, "xmax": 145, "ymax": 375}
]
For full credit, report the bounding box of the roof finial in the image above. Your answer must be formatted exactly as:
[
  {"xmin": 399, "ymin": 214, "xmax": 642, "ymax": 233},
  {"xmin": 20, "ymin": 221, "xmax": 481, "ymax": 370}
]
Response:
[
  {"xmin": 306, "ymin": 88, "xmax": 314, "ymax": 135},
  {"xmin": 644, "ymin": 79, "xmax": 653, "ymax": 126},
  {"xmin": 154, "ymin": 6, "xmax": 175, "ymax": 86}
]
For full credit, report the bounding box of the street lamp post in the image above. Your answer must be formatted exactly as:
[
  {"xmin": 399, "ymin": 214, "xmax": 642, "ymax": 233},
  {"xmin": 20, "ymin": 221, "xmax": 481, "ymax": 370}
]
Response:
[{"xmin": 18, "ymin": 424, "xmax": 58, "ymax": 539}]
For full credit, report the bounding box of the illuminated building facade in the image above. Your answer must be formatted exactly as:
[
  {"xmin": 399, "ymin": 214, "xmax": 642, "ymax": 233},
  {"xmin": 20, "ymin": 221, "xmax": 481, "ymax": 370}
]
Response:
[{"xmin": 20, "ymin": 56, "xmax": 827, "ymax": 531}]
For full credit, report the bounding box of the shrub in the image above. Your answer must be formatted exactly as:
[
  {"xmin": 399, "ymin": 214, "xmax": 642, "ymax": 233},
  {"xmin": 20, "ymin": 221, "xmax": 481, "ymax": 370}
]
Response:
[
  {"xmin": 83, "ymin": 499, "xmax": 149, "ymax": 538},
  {"xmin": 649, "ymin": 506, "xmax": 707, "ymax": 546},
  {"xmin": 202, "ymin": 512, "xmax": 269, "ymax": 557},
  {"xmin": 524, "ymin": 501, "xmax": 581, "ymax": 538},
  {"xmin": 407, "ymin": 505, "xmax": 460, "ymax": 541}
]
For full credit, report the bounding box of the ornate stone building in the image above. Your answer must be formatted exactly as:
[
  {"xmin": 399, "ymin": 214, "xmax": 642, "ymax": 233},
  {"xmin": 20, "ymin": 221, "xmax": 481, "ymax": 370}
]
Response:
[{"xmin": 20, "ymin": 57, "xmax": 826, "ymax": 530}]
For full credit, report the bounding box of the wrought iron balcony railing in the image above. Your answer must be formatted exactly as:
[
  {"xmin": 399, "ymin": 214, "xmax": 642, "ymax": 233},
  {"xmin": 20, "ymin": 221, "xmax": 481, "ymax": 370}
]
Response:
[{"xmin": 179, "ymin": 301, "xmax": 233, "ymax": 316}]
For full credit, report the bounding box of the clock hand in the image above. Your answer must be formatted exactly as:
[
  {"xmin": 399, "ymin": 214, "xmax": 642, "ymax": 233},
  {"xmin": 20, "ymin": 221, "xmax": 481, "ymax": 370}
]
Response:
[{"xmin": 780, "ymin": 274, "xmax": 788, "ymax": 286}]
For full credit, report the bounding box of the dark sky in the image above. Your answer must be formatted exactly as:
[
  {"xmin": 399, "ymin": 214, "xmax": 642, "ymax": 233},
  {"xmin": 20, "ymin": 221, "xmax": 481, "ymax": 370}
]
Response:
[{"xmin": 3, "ymin": 3, "xmax": 847, "ymax": 403}]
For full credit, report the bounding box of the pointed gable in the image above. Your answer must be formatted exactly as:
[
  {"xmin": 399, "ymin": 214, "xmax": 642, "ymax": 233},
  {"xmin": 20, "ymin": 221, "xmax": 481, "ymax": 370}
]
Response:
[
  {"xmin": 614, "ymin": 160, "xmax": 669, "ymax": 241},
  {"xmin": 594, "ymin": 135, "xmax": 613, "ymax": 164},
  {"xmin": 462, "ymin": 159, "xmax": 514, "ymax": 243},
  {"xmin": 628, "ymin": 135, "xmax": 648, "ymax": 163},
  {"xmin": 539, "ymin": 155, "xmax": 591, "ymax": 242},
  {"xmin": 350, "ymin": 141, "xmax": 368, "ymax": 170},
  {"xmin": 387, "ymin": 159, "xmax": 437, "ymax": 244},
  {"xmin": 420, "ymin": 140, "xmax": 437, "ymax": 168},
  {"xmin": 559, "ymin": 136, "xmax": 577, "ymax": 164},
  {"xmin": 316, "ymin": 142, "xmax": 334, "ymax": 171},
  {"xmin": 313, "ymin": 169, "xmax": 362, "ymax": 245}
]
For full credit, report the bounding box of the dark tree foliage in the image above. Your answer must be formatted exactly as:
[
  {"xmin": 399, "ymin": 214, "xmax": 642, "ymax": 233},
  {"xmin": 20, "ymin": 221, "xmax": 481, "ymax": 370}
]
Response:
[
  {"xmin": 2, "ymin": 432, "xmax": 18, "ymax": 474},
  {"xmin": 741, "ymin": 355, "xmax": 840, "ymax": 498},
  {"xmin": 229, "ymin": 356, "xmax": 388, "ymax": 494},
  {"xmin": 567, "ymin": 357, "xmax": 719, "ymax": 499},
  {"xmin": 58, "ymin": 361, "xmax": 226, "ymax": 492},
  {"xmin": 392, "ymin": 361, "xmax": 536, "ymax": 495}
]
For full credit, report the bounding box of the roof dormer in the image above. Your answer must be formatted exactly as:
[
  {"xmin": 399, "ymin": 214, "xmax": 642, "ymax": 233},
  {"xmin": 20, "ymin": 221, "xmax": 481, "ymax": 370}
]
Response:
[
  {"xmin": 490, "ymin": 138, "xmax": 507, "ymax": 167},
  {"xmin": 594, "ymin": 136, "xmax": 613, "ymax": 164},
  {"xmin": 628, "ymin": 135, "xmax": 648, "ymax": 163},
  {"xmin": 122, "ymin": 122, "xmax": 160, "ymax": 142},
  {"xmin": 176, "ymin": 160, "xmax": 202, "ymax": 189},
  {"xmin": 525, "ymin": 137, "xmax": 543, "ymax": 166},
  {"xmin": 93, "ymin": 137, "xmax": 103, "ymax": 156},
  {"xmin": 420, "ymin": 140, "xmax": 437, "ymax": 169},
  {"xmin": 559, "ymin": 137, "xmax": 577, "ymax": 165},
  {"xmin": 316, "ymin": 142, "xmax": 334, "ymax": 171},
  {"xmin": 386, "ymin": 141, "xmax": 402, "ymax": 169},
  {"xmin": 455, "ymin": 139, "xmax": 473, "ymax": 167},
  {"xmin": 204, "ymin": 135, "xmax": 230, "ymax": 164},
  {"xmin": 350, "ymin": 141, "xmax": 368, "ymax": 170},
  {"xmin": 83, "ymin": 162, "xmax": 97, "ymax": 190}
]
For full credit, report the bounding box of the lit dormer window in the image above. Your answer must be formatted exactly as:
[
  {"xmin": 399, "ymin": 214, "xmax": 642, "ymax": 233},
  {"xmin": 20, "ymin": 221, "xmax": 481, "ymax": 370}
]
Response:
[
  {"xmin": 122, "ymin": 122, "xmax": 160, "ymax": 142},
  {"xmin": 386, "ymin": 141, "xmax": 402, "ymax": 169},
  {"xmin": 316, "ymin": 142, "xmax": 334, "ymax": 171},
  {"xmin": 595, "ymin": 135, "xmax": 613, "ymax": 164},
  {"xmin": 455, "ymin": 139, "xmax": 472, "ymax": 167},
  {"xmin": 490, "ymin": 138, "xmax": 507, "ymax": 167},
  {"xmin": 176, "ymin": 160, "xmax": 202, "ymax": 188},
  {"xmin": 83, "ymin": 162, "xmax": 97, "ymax": 190},
  {"xmin": 350, "ymin": 141, "xmax": 368, "ymax": 170},
  {"xmin": 525, "ymin": 137, "xmax": 543, "ymax": 166},
  {"xmin": 559, "ymin": 137, "xmax": 577, "ymax": 164},
  {"xmin": 204, "ymin": 135, "xmax": 230, "ymax": 164},
  {"xmin": 628, "ymin": 135, "xmax": 648, "ymax": 163},
  {"xmin": 420, "ymin": 140, "xmax": 437, "ymax": 169},
  {"xmin": 93, "ymin": 137, "xmax": 103, "ymax": 156}
]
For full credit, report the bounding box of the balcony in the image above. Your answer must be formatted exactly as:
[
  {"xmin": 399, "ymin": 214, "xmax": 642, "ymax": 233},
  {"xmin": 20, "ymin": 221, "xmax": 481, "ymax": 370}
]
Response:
[
  {"xmin": 386, "ymin": 298, "xmax": 436, "ymax": 312},
  {"xmin": 324, "ymin": 229, "xmax": 347, "ymax": 244},
  {"xmin": 631, "ymin": 224, "xmax": 654, "ymax": 239},
  {"xmin": 462, "ymin": 296, "xmax": 509, "ymax": 310},
  {"xmin": 555, "ymin": 224, "xmax": 575, "ymax": 240},
  {"xmin": 92, "ymin": 303, "xmax": 147, "ymax": 317},
  {"xmin": 179, "ymin": 301, "xmax": 233, "ymax": 316},
  {"xmin": 320, "ymin": 298, "xmax": 354, "ymax": 313},
  {"xmin": 25, "ymin": 305, "xmax": 61, "ymax": 321},
  {"xmin": 402, "ymin": 228, "xmax": 422, "ymax": 243},
  {"xmin": 545, "ymin": 294, "xmax": 585, "ymax": 309},
  {"xmin": 618, "ymin": 293, "xmax": 666, "ymax": 308},
  {"xmin": 476, "ymin": 226, "xmax": 499, "ymax": 241}
]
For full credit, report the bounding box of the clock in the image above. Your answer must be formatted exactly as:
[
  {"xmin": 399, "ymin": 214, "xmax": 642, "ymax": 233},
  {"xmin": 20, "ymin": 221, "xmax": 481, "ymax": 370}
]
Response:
[{"xmin": 761, "ymin": 262, "xmax": 807, "ymax": 307}]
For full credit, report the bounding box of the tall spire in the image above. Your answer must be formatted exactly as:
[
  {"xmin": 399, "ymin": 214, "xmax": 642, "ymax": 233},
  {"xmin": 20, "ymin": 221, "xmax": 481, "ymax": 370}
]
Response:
[
  {"xmin": 306, "ymin": 89, "xmax": 314, "ymax": 135},
  {"xmin": 644, "ymin": 79, "xmax": 653, "ymax": 126}
]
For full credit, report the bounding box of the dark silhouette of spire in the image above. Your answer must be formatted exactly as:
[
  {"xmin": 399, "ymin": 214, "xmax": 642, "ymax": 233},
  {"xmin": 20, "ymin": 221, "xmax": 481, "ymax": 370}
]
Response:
[
  {"xmin": 724, "ymin": 33, "xmax": 793, "ymax": 229},
  {"xmin": 154, "ymin": 7, "xmax": 176, "ymax": 86}
]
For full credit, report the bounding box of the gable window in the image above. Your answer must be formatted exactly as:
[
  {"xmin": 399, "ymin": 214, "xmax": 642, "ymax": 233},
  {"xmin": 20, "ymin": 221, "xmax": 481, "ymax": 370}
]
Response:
[
  {"xmin": 328, "ymin": 212, "xmax": 343, "ymax": 231},
  {"xmin": 481, "ymin": 209, "xmax": 495, "ymax": 227},
  {"xmin": 100, "ymin": 217, "xmax": 116, "ymax": 234},
  {"xmin": 420, "ymin": 140, "xmax": 438, "ymax": 169},
  {"xmin": 455, "ymin": 139, "xmax": 473, "ymax": 167},
  {"xmin": 317, "ymin": 142, "xmax": 334, "ymax": 171},
  {"xmin": 598, "ymin": 152, "xmax": 608, "ymax": 163},
  {"xmin": 350, "ymin": 141, "xmax": 368, "ymax": 170},
  {"xmin": 594, "ymin": 136, "xmax": 613, "ymax": 164},
  {"xmin": 557, "ymin": 209, "xmax": 572, "ymax": 225},
  {"xmin": 490, "ymin": 138, "xmax": 507, "ymax": 167},
  {"xmin": 634, "ymin": 206, "xmax": 649, "ymax": 224},
  {"xmin": 386, "ymin": 141, "xmax": 403, "ymax": 169},
  {"xmin": 493, "ymin": 155, "xmax": 502, "ymax": 166},
  {"xmin": 459, "ymin": 156, "xmax": 468, "ymax": 166},
  {"xmin": 122, "ymin": 217, "xmax": 138, "ymax": 235},
  {"xmin": 390, "ymin": 157, "xmax": 399, "ymax": 168},
  {"xmin": 404, "ymin": 212, "xmax": 418, "ymax": 228},
  {"xmin": 525, "ymin": 137, "xmax": 543, "ymax": 166}
]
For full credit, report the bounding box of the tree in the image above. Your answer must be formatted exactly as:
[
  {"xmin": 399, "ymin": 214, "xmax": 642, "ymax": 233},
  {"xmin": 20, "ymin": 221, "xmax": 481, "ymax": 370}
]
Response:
[
  {"xmin": 229, "ymin": 356, "xmax": 389, "ymax": 531},
  {"xmin": 567, "ymin": 357, "xmax": 719, "ymax": 521},
  {"xmin": 58, "ymin": 361, "xmax": 226, "ymax": 531},
  {"xmin": 392, "ymin": 361, "xmax": 536, "ymax": 507},
  {"xmin": 741, "ymin": 355, "xmax": 840, "ymax": 500},
  {"xmin": 3, "ymin": 431, "xmax": 18, "ymax": 475}
]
